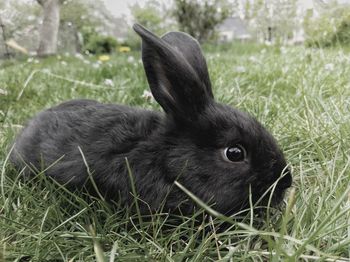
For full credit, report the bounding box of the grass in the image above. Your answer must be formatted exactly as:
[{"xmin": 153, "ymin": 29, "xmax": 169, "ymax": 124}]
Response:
[{"xmin": 0, "ymin": 44, "xmax": 350, "ymax": 261}]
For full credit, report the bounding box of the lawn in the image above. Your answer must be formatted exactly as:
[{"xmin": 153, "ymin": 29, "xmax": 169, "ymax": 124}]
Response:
[{"xmin": 0, "ymin": 44, "xmax": 349, "ymax": 261}]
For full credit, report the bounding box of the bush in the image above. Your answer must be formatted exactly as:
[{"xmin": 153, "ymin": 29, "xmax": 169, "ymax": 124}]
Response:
[
  {"xmin": 83, "ymin": 35, "xmax": 118, "ymax": 54},
  {"xmin": 332, "ymin": 15, "xmax": 350, "ymax": 45},
  {"xmin": 173, "ymin": 0, "xmax": 232, "ymax": 43},
  {"xmin": 305, "ymin": 7, "xmax": 350, "ymax": 48}
]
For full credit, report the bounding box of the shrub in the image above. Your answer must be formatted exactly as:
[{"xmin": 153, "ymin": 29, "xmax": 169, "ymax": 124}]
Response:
[
  {"xmin": 83, "ymin": 35, "xmax": 118, "ymax": 54},
  {"xmin": 332, "ymin": 15, "xmax": 350, "ymax": 45},
  {"xmin": 173, "ymin": 0, "xmax": 232, "ymax": 43},
  {"xmin": 305, "ymin": 6, "xmax": 350, "ymax": 48}
]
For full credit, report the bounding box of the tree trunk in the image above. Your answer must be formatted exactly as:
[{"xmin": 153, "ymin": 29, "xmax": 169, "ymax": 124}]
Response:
[
  {"xmin": 37, "ymin": 0, "xmax": 60, "ymax": 56},
  {"xmin": 0, "ymin": 15, "xmax": 10, "ymax": 58}
]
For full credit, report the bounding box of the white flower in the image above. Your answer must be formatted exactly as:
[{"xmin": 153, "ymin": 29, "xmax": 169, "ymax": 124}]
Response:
[
  {"xmin": 61, "ymin": 61, "xmax": 67, "ymax": 66},
  {"xmin": 141, "ymin": 90, "xmax": 154, "ymax": 102},
  {"xmin": 0, "ymin": 88, "xmax": 8, "ymax": 96},
  {"xmin": 74, "ymin": 53, "xmax": 84, "ymax": 60},
  {"xmin": 234, "ymin": 66, "xmax": 246, "ymax": 73},
  {"xmin": 249, "ymin": 56, "xmax": 259, "ymax": 63},
  {"xmin": 280, "ymin": 46, "xmax": 287, "ymax": 54},
  {"xmin": 207, "ymin": 54, "xmax": 215, "ymax": 60},
  {"xmin": 324, "ymin": 63, "xmax": 334, "ymax": 71},
  {"xmin": 282, "ymin": 66, "xmax": 289, "ymax": 74},
  {"xmin": 27, "ymin": 15, "xmax": 35, "ymax": 22},
  {"xmin": 104, "ymin": 79, "xmax": 114, "ymax": 87},
  {"xmin": 92, "ymin": 63, "xmax": 100, "ymax": 69},
  {"xmin": 127, "ymin": 56, "xmax": 135, "ymax": 63}
]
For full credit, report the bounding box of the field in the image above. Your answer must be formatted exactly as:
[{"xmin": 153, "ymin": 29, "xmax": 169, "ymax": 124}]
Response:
[{"xmin": 0, "ymin": 43, "xmax": 349, "ymax": 261}]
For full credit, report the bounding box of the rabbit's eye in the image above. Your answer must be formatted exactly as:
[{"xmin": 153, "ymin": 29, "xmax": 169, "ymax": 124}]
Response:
[{"xmin": 224, "ymin": 145, "xmax": 246, "ymax": 162}]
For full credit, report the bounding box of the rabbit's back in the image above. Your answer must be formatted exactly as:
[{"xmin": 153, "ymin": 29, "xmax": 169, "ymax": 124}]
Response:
[{"xmin": 11, "ymin": 99, "xmax": 162, "ymax": 186}]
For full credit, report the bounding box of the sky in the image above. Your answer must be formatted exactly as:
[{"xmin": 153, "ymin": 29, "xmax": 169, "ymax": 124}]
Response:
[
  {"xmin": 9, "ymin": 0, "xmax": 345, "ymax": 19},
  {"xmin": 9, "ymin": 0, "xmax": 350, "ymax": 18},
  {"xmin": 102, "ymin": 0, "xmax": 155, "ymax": 19},
  {"xmin": 102, "ymin": 0, "xmax": 316, "ymax": 19}
]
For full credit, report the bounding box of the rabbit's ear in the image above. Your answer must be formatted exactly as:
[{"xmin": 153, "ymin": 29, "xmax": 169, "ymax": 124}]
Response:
[
  {"xmin": 133, "ymin": 24, "xmax": 214, "ymax": 121},
  {"xmin": 161, "ymin": 31, "xmax": 213, "ymax": 98}
]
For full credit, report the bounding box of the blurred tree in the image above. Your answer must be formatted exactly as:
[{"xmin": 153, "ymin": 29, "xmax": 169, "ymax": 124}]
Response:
[
  {"xmin": 247, "ymin": 0, "xmax": 298, "ymax": 44},
  {"xmin": 60, "ymin": 0, "xmax": 125, "ymax": 53},
  {"xmin": 61, "ymin": 0, "xmax": 103, "ymax": 52},
  {"xmin": 131, "ymin": 1, "xmax": 164, "ymax": 34},
  {"xmin": 0, "ymin": 1, "xmax": 40, "ymax": 41},
  {"xmin": 0, "ymin": 15, "xmax": 10, "ymax": 58},
  {"xmin": 333, "ymin": 13, "xmax": 350, "ymax": 45},
  {"xmin": 304, "ymin": 3, "xmax": 350, "ymax": 47},
  {"xmin": 0, "ymin": 0, "xmax": 121, "ymax": 55},
  {"xmin": 128, "ymin": 0, "xmax": 175, "ymax": 48},
  {"xmin": 273, "ymin": 0, "xmax": 298, "ymax": 44},
  {"xmin": 0, "ymin": 0, "xmax": 40, "ymax": 57},
  {"xmin": 243, "ymin": 0, "xmax": 252, "ymax": 21},
  {"xmin": 36, "ymin": 0, "xmax": 63, "ymax": 56},
  {"xmin": 173, "ymin": 0, "xmax": 233, "ymax": 43}
]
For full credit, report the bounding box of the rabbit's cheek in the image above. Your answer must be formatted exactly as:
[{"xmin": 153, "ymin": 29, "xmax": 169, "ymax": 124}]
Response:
[{"xmin": 279, "ymin": 172, "xmax": 292, "ymax": 189}]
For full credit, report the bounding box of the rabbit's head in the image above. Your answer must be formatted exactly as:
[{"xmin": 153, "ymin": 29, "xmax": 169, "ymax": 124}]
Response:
[{"xmin": 134, "ymin": 24, "xmax": 292, "ymax": 215}]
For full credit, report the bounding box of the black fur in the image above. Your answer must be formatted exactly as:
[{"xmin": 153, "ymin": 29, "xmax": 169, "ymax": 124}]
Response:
[{"xmin": 10, "ymin": 24, "xmax": 292, "ymax": 216}]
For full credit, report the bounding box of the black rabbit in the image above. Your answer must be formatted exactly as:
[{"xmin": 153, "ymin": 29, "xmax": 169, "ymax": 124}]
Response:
[{"xmin": 10, "ymin": 24, "xmax": 292, "ymax": 215}]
